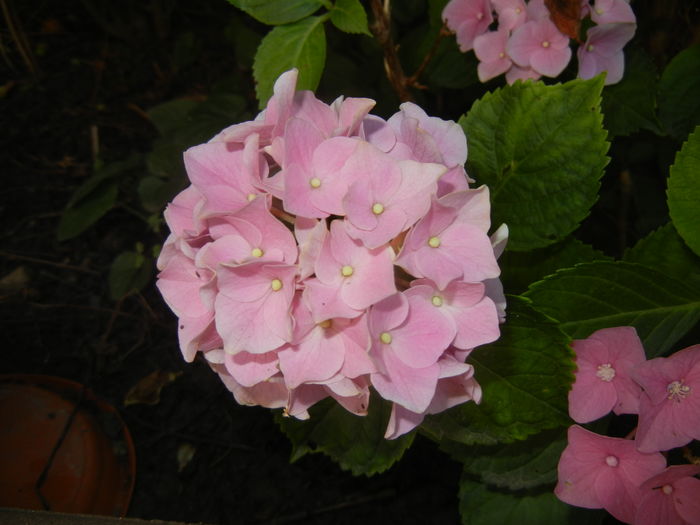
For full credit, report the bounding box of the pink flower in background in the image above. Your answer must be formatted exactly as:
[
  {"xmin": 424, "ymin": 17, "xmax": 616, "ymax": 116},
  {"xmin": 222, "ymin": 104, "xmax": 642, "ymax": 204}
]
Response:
[
  {"xmin": 443, "ymin": 0, "xmax": 637, "ymax": 85},
  {"xmin": 635, "ymin": 465, "xmax": 700, "ymax": 525},
  {"xmin": 555, "ymin": 425, "xmax": 666, "ymax": 524},
  {"xmin": 577, "ymin": 23, "xmax": 636, "ymax": 85},
  {"xmin": 443, "ymin": 0, "xmax": 494, "ymax": 52},
  {"xmin": 590, "ymin": 0, "xmax": 635, "ymax": 25},
  {"xmin": 631, "ymin": 344, "xmax": 700, "ymax": 453},
  {"xmin": 568, "ymin": 326, "xmax": 646, "ymax": 423},
  {"xmin": 157, "ymin": 68, "xmax": 505, "ymax": 438},
  {"xmin": 474, "ymin": 30, "xmax": 513, "ymax": 82},
  {"xmin": 507, "ymin": 18, "xmax": 572, "ymax": 77}
]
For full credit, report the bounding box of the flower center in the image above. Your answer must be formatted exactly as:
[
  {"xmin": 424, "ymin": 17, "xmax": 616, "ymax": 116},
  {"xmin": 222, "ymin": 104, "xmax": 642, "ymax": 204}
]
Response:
[
  {"xmin": 515, "ymin": 7, "xmax": 522, "ymax": 13},
  {"xmin": 247, "ymin": 193, "xmax": 257, "ymax": 202},
  {"xmin": 596, "ymin": 363, "xmax": 616, "ymax": 382},
  {"xmin": 595, "ymin": 7, "xmax": 604, "ymax": 14},
  {"xmin": 498, "ymin": 52, "xmax": 505, "ymax": 59},
  {"xmin": 341, "ymin": 265, "xmax": 354, "ymax": 277},
  {"xmin": 380, "ymin": 332, "xmax": 392, "ymax": 344},
  {"xmin": 318, "ymin": 319, "xmax": 332, "ymax": 329},
  {"xmin": 372, "ymin": 202, "xmax": 385, "ymax": 215},
  {"xmin": 587, "ymin": 44, "xmax": 595, "ymax": 52},
  {"xmin": 662, "ymin": 484, "xmax": 673, "ymax": 495},
  {"xmin": 251, "ymin": 247, "xmax": 264, "ymax": 258},
  {"xmin": 270, "ymin": 278, "xmax": 283, "ymax": 291},
  {"xmin": 477, "ymin": 12, "xmax": 483, "ymax": 20},
  {"xmin": 309, "ymin": 177, "xmax": 322, "ymax": 189},
  {"xmin": 542, "ymin": 40, "xmax": 550, "ymax": 48},
  {"xmin": 431, "ymin": 295, "xmax": 443, "ymax": 307},
  {"xmin": 428, "ymin": 236, "xmax": 441, "ymax": 248},
  {"xmin": 605, "ymin": 455, "xmax": 618, "ymax": 467},
  {"xmin": 666, "ymin": 380, "xmax": 691, "ymax": 402}
]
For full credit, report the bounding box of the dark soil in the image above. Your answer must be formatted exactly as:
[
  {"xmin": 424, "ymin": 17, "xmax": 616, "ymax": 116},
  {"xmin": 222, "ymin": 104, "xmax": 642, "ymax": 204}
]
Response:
[{"xmin": 1, "ymin": 1, "xmax": 461, "ymax": 523}]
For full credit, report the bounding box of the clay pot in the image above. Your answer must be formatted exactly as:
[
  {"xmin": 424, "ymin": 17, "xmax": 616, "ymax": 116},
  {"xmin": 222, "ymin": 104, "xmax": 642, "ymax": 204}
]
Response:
[{"xmin": 0, "ymin": 375, "xmax": 135, "ymax": 516}]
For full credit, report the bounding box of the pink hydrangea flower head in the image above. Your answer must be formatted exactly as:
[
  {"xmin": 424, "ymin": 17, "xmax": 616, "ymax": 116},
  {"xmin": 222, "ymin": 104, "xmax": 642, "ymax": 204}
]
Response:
[
  {"xmin": 631, "ymin": 344, "xmax": 700, "ymax": 453},
  {"xmin": 473, "ymin": 30, "xmax": 513, "ymax": 82},
  {"xmin": 577, "ymin": 23, "xmax": 636, "ymax": 85},
  {"xmin": 635, "ymin": 464, "xmax": 700, "ymax": 525},
  {"xmin": 443, "ymin": 0, "xmax": 494, "ymax": 52},
  {"xmin": 507, "ymin": 18, "xmax": 572, "ymax": 77},
  {"xmin": 590, "ymin": 0, "xmax": 636, "ymax": 25},
  {"xmin": 568, "ymin": 326, "xmax": 647, "ymax": 423},
  {"xmin": 156, "ymin": 68, "xmax": 506, "ymax": 437},
  {"xmin": 554, "ymin": 425, "xmax": 666, "ymax": 524}
]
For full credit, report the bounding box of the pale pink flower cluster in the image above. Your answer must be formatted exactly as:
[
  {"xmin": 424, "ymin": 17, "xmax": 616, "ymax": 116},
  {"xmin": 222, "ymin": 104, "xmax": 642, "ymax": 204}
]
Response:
[
  {"xmin": 443, "ymin": 0, "xmax": 636, "ymax": 84},
  {"xmin": 156, "ymin": 69, "xmax": 506, "ymax": 439},
  {"xmin": 555, "ymin": 327, "xmax": 700, "ymax": 524}
]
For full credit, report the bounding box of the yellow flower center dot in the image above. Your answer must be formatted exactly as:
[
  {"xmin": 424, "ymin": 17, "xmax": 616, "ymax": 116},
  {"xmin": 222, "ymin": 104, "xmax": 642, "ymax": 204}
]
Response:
[
  {"xmin": 247, "ymin": 193, "xmax": 257, "ymax": 202},
  {"xmin": 380, "ymin": 332, "xmax": 392, "ymax": 344},
  {"xmin": 318, "ymin": 319, "xmax": 332, "ymax": 329},
  {"xmin": 498, "ymin": 52, "xmax": 505, "ymax": 59},
  {"xmin": 428, "ymin": 236, "xmax": 441, "ymax": 248},
  {"xmin": 587, "ymin": 44, "xmax": 595, "ymax": 52},
  {"xmin": 431, "ymin": 295, "xmax": 443, "ymax": 307},
  {"xmin": 270, "ymin": 279, "xmax": 283, "ymax": 291},
  {"xmin": 309, "ymin": 177, "xmax": 321, "ymax": 189},
  {"xmin": 341, "ymin": 265, "xmax": 354, "ymax": 277},
  {"xmin": 372, "ymin": 203, "xmax": 385, "ymax": 215},
  {"xmin": 542, "ymin": 40, "xmax": 550, "ymax": 48},
  {"xmin": 251, "ymin": 248, "xmax": 264, "ymax": 258}
]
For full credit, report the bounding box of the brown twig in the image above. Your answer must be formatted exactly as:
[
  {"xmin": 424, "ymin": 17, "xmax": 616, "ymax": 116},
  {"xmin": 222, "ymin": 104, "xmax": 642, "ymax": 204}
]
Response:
[
  {"xmin": 407, "ymin": 25, "xmax": 451, "ymax": 88},
  {"xmin": 369, "ymin": 0, "xmax": 413, "ymax": 102},
  {"xmin": 0, "ymin": 250, "xmax": 98, "ymax": 275}
]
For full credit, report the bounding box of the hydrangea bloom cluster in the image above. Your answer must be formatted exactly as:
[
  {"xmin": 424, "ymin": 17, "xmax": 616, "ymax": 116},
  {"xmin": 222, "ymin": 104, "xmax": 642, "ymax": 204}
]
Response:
[
  {"xmin": 156, "ymin": 69, "xmax": 506, "ymax": 439},
  {"xmin": 555, "ymin": 327, "xmax": 700, "ymax": 523},
  {"xmin": 443, "ymin": 0, "xmax": 636, "ymax": 84}
]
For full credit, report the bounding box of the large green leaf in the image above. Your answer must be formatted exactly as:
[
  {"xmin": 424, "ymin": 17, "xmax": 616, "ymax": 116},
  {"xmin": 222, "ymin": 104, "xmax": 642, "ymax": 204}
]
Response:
[
  {"xmin": 601, "ymin": 48, "xmax": 662, "ymax": 137},
  {"xmin": 459, "ymin": 477, "xmax": 603, "ymax": 525},
  {"xmin": 461, "ymin": 77, "xmax": 609, "ymax": 251},
  {"xmin": 329, "ymin": 0, "xmax": 370, "ymax": 35},
  {"xmin": 624, "ymin": 222, "xmax": 700, "ymax": 288},
  {"xmin": 227, "ymin": 0, "xmax": 323, "ymax": 25},
  {"xmin": 667, "ymin": 127, "xmax": 700, "ymax": 256},
  {"xmin": 500, "ymin": 237, "xmax": 610, "ymax": 295},
  {"xmin": 254, "ymin": 16, "xmax": 327, "ymax": 108},
  {"xmin": 422, "ymin": 296, "xmax": 574, "ymax": 445},
  {"xmin": 445, "ymin": 428, "xmax": 567, "ymax": 491},
  {"xmin": 659, "ymin": 45, "xmax": 700, "ymax": 141},
  {"xmin": 524, "ymin": 261, "xmax": 700, "ymax": 357},
  {"xmin": 276, "ymin": 395, "xmax": 414, "ymax": 476}
]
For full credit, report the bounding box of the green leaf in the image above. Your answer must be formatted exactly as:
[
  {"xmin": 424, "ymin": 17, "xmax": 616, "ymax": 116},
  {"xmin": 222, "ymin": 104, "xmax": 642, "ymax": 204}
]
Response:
[
  {"xmin": 330, "ymin": 0, "xmax": 370, "ymax": 35},
  {"xmin": 108, "ymin": 251, "xmax": 153, "ymax": 300},
  {"xmin": 227, "ymin": 0, "xmax": 323, "ymax": 25},
  {"xmin": 276, "ymin": 395, "xmax": 414, "ymax": 476},
  {"xmin": 659, "ymin": 45, "xmax": 700, "ymax": 141},
  {"xmin": 57, "ymin": 182, "xmax": 118, "ymax": 241},
  {"xmin": 459, "ymin": 477, "xmax": 603, "ymax": 525},
  {"xmin": 667, "ymin": 127, "xmax": 700, "ymax": 256},
  {"xmin": 447, "ymin": 428, "xmax": 567, "ymax": 491},
  {"xmin": 461, "ymin": 76, "xmax": 609, "ymax": 251},
  {"xmin": 254, "ymin": 16, "xmax": 327, "ymax": 108},
  {"xmin": 500, "ymin": 237, "xmax": 611, "ymax": 295},
  {"xmin": 601, "ymin": 48, "xmax": 662, "ymax": 137},
  {"xmin": 624, "ymin": 222, "xmax": 700, "ymax": 288},
  {"xmin": 422, "ymin": 296, "xmax": 574, "ymax": 445},
  {"xmin": 524, "ymin": 261, "xmax": 700, "ymax": 357}
]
